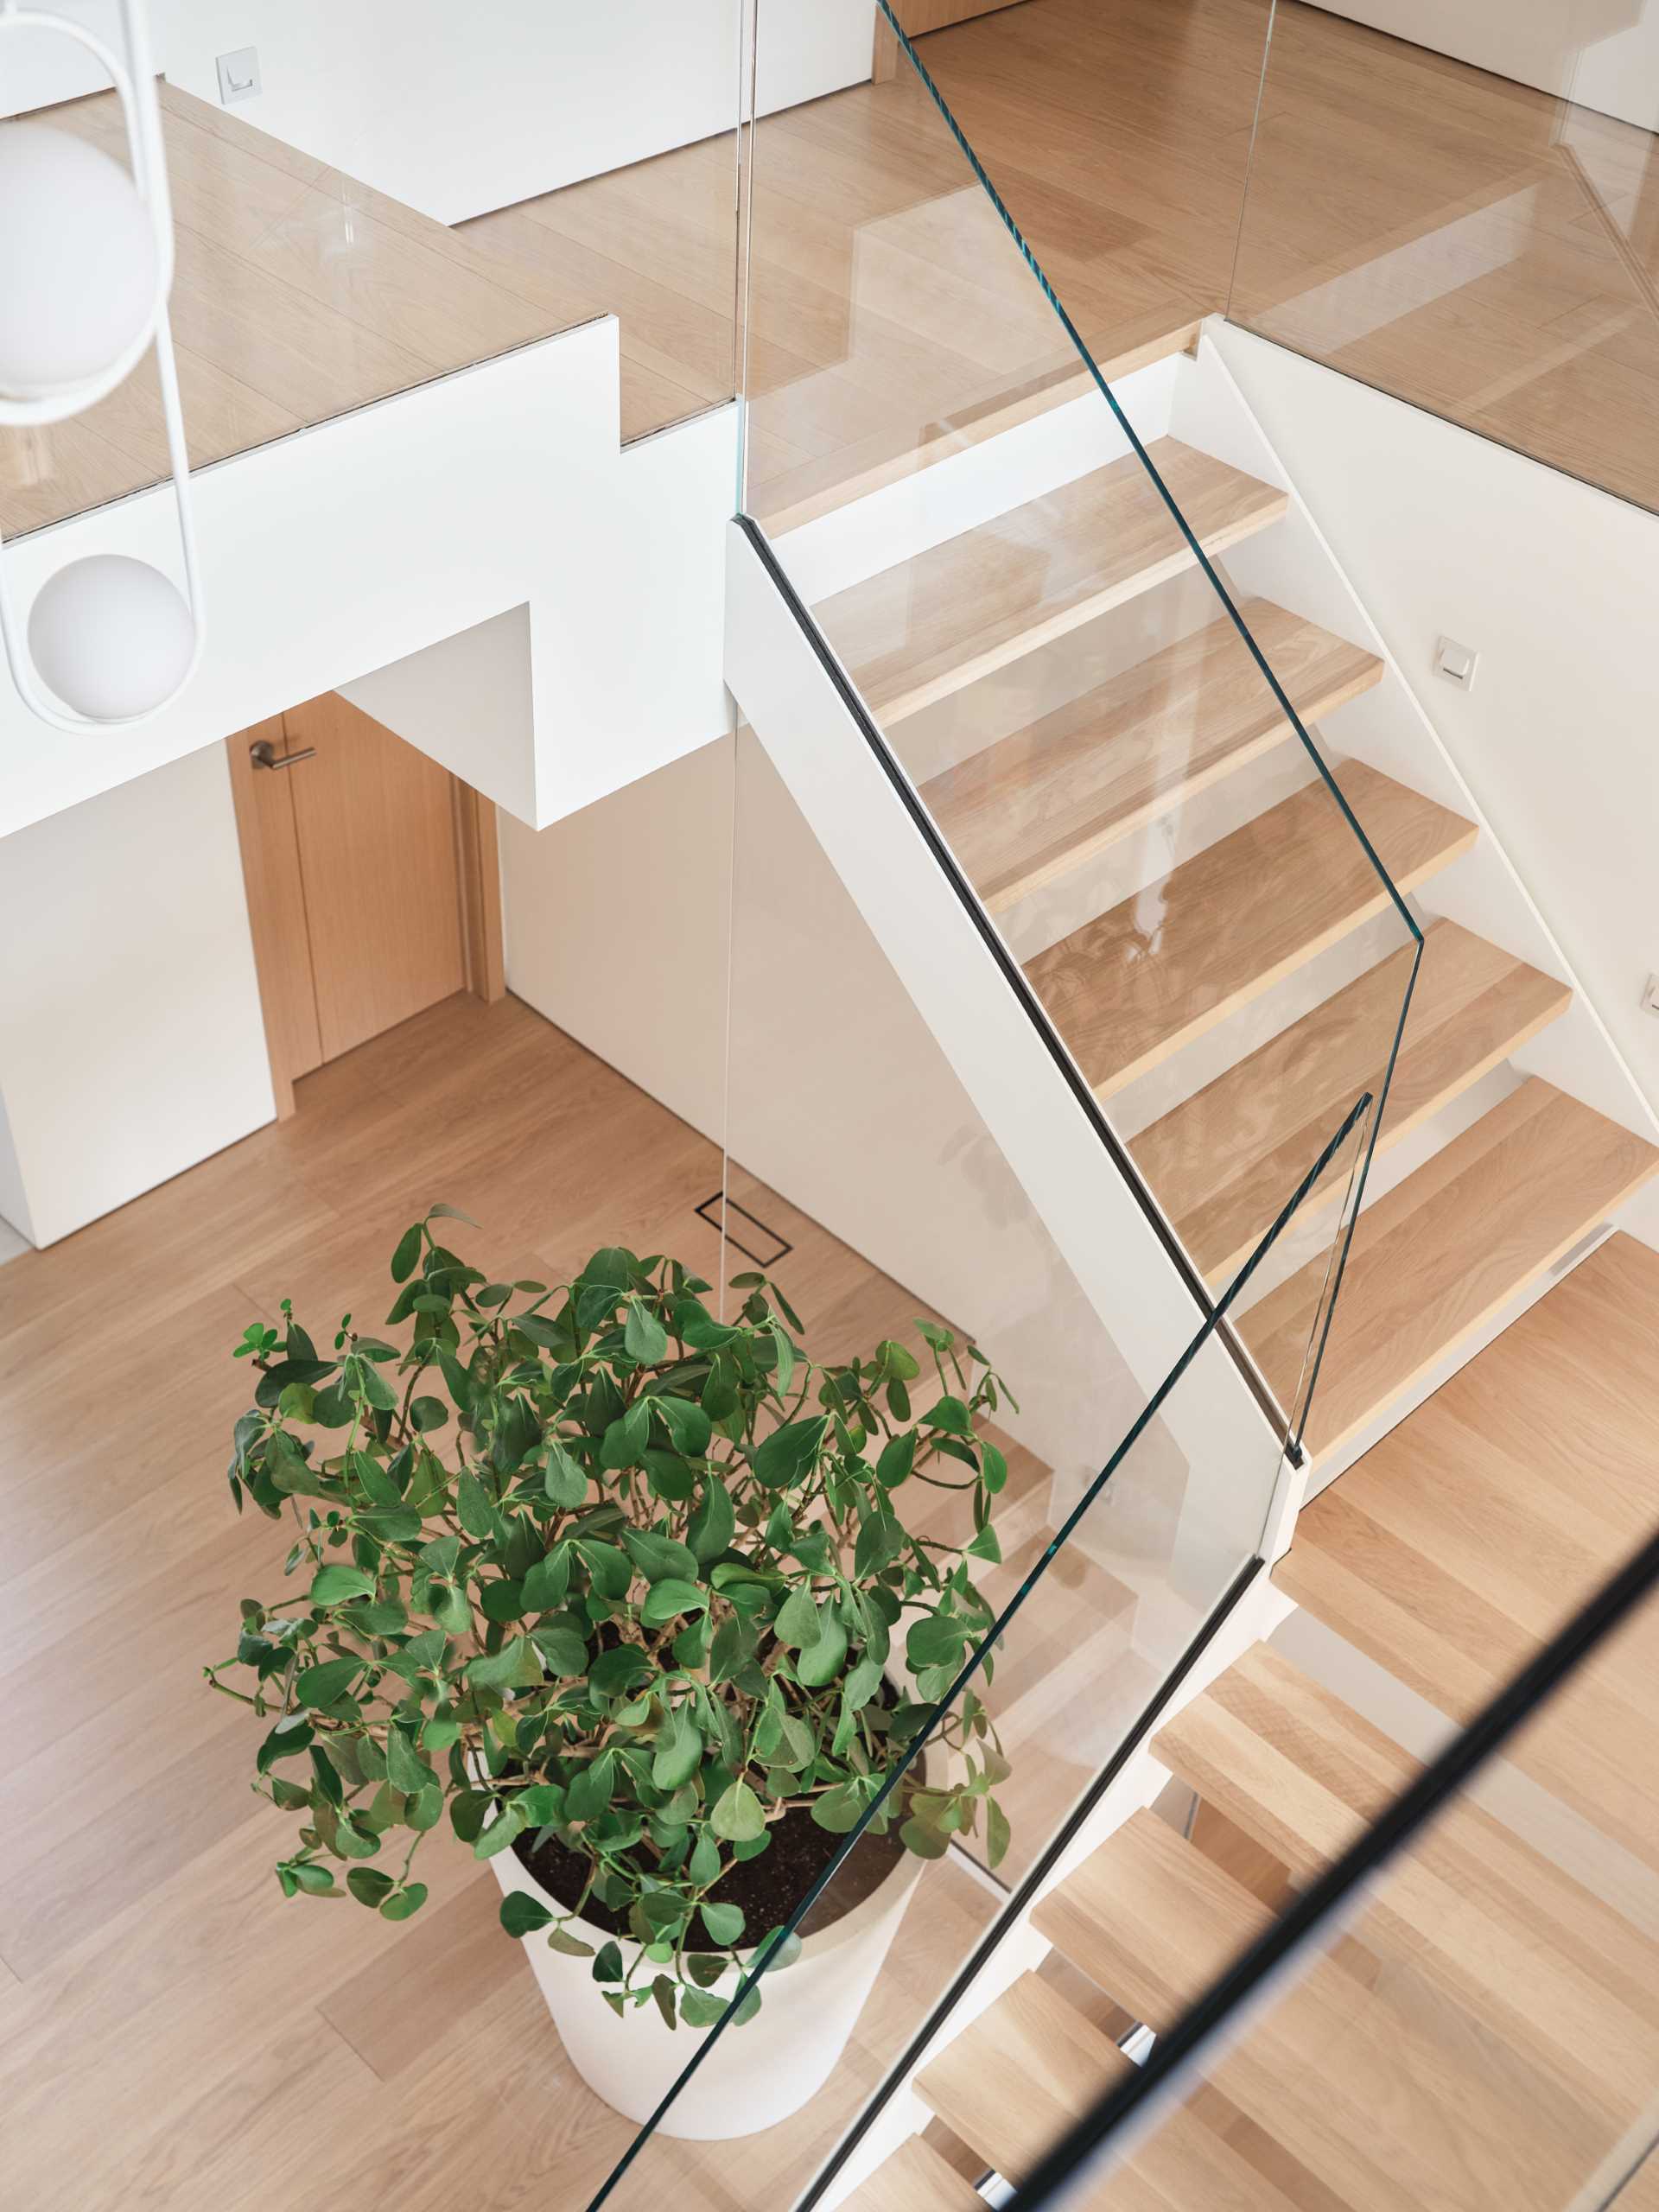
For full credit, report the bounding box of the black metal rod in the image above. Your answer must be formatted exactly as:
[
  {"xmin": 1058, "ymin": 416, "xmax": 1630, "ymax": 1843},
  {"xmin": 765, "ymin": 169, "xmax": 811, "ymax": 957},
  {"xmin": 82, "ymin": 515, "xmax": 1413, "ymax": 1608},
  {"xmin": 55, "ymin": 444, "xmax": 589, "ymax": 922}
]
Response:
[
  {"xmin": 1001, "ymin": 1517, "xmax": 1659, "ymax": 2212},
  {"xmin": 733, "ymin": 513, "xmax": 1298, "ymax": 1454}
]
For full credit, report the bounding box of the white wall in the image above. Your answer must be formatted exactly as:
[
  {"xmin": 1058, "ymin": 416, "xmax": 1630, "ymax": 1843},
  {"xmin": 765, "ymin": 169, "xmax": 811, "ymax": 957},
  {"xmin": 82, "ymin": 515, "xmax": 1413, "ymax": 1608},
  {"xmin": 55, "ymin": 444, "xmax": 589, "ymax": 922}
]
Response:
[
  {"xmin": 1306, "ymin": 0, "xmax": 1659, "ymax": 130},
  {"xmin": 500, "ymin": 729, "xmax": 734, "ymax": 1147},
  {"xmin": 0, "ymin": 743, "xmax": 271, "ymax": 1246},
  {"xmin": 151, "ymin": 0, "xmax": 875, "ymax": 224},
  {"xmin": 0, "ymin": 1, "xmax": 166, "ymax": 120},
  {"xmin": 1210, "ymin": 324, "xmax": 1659, "ymax": 1117},
  {"xmin": 0, "ymin": 320, "xmax": 734, "ymax": 841}
]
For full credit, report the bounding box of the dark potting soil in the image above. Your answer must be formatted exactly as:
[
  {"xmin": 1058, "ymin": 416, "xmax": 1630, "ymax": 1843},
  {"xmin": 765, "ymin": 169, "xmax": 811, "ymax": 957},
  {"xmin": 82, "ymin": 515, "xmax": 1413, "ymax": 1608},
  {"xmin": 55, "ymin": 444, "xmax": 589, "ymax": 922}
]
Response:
[{"xmin": 512, "ymin": 1790, "xmax": 909, "ymax": 1948}]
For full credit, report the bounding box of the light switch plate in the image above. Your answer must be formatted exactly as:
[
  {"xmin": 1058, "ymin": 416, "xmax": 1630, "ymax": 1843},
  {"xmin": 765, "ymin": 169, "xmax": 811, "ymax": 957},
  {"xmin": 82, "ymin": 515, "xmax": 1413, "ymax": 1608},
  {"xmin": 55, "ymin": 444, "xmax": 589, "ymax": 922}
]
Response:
[
  {"xmin": 215, "ymin": 47, "xmax": 261, "ymax": 104},
  {"xmin": 1434, "ymin": 635, "xmax": 1478, "ymax": 690}
]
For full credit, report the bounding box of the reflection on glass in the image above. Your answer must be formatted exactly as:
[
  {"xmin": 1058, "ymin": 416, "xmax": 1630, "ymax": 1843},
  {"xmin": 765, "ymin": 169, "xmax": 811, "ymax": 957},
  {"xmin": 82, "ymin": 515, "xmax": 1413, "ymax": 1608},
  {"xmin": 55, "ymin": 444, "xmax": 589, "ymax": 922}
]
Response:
[
  {"xmin": 1229, "ymin": 0, "xmax": 1659, "ymax": 513},
  {"xmin": 573, "ymin": 706, "xmax": 1371, "ymax": 2208}
]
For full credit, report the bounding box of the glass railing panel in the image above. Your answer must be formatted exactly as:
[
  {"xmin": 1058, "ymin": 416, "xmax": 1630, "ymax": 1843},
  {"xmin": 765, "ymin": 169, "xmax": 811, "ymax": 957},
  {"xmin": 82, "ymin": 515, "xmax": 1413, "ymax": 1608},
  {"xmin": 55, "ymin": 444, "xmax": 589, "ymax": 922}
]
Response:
[
  {"xmin": 993, "ymin": 1524, "xmax": 1659, "ymax": 2212},
  {"xmin": 737, "ymin": 3, "xmax": 1423, "ymax": 1450},
  {"xmin": 1227, "ymin": 0, "xmax": 1659, "ymax": 516},
  {"xmin": 2, "ymin": 9, "xmax": 742, "ymax": 537},
  {"xmin": 564, "ymin": 712, "xmax": 1374, "ymax": 2203}
]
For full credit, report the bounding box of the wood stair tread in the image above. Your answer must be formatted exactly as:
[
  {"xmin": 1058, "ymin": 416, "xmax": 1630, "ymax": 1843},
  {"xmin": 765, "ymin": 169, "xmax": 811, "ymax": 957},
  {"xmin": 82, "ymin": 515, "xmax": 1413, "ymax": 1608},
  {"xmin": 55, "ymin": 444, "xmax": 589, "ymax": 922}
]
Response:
[
  {"xmin": 1023, "ymin": 760, "xmax": 1474, "ymax": 1100},
  {"xmin": 1274, "ymin": 1234, "xmax": 1659, "ymax": 1871},
  {"xmin": 816, "ymin": 438, "xmax": 1288, "ymax": 727},
  {"xmin": 841, "ymin": 2136, "xmax": 984, "ymax": 2212},
  {"xmin": 1034, "ymin": 1810, "xmax": 1607, "ymax": 2212},
  {"xmin": 764, "ymin": 320, "xmax": 1202, "ymax": 536},
  {"xmin": 1033, "ymin": 1808, "xmax": 1272, "ymax": 2024},
  {"xmin": 918, "ymin": 599, "xmax": 1384, "ymax": 915},
  {"xmin": 915, "ymin": 1969, "xmax": 1306, "ymax": 2210},
  {"xmin": 1132, "ymin": 918, "xmax": 1571, "ymax": 1285},
  {"xmin": 1153, "ymin": 1639, "xmax": 1659, "ymax": 2120},
  {"xmin": 1241, "ymin": 1077, "xmax": 1659, "ymax": 1461}
]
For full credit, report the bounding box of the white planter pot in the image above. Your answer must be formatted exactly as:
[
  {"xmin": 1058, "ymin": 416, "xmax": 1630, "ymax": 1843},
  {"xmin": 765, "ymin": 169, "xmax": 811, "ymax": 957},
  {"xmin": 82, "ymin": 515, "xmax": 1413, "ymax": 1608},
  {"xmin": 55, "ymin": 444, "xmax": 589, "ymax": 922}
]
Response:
[{"xmin": 488, "ymin": 1809, "xmax": 928, "ymax": 2140}]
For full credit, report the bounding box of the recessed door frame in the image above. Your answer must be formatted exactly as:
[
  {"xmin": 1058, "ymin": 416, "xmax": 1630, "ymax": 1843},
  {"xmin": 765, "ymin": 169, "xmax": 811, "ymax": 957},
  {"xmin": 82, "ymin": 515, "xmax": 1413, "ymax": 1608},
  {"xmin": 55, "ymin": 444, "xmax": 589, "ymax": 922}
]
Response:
[{"xmin": 226, "ymin": 698, "xmax": 505, "ymax": 1121}]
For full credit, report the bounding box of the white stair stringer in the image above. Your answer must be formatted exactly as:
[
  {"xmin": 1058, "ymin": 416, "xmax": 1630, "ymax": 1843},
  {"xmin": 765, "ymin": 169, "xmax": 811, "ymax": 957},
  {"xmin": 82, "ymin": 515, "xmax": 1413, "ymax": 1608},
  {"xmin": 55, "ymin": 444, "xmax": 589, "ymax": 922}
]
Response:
[
  {"xmin": 723, "ymin": 518, "xmax": 1287, "ymax": 1616},
  {"xmin": 1173, "ymin": 323, "xmax": 1659, "ymax": 1154}
]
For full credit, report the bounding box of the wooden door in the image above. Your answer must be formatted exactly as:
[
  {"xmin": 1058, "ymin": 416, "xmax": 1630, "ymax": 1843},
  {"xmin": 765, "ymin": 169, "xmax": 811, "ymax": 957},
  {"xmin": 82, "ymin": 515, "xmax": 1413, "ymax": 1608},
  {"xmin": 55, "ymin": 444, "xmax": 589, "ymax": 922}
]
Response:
[{"xmin": 228, "ymin": 693, "xmax": 502, "ymax": 1114}]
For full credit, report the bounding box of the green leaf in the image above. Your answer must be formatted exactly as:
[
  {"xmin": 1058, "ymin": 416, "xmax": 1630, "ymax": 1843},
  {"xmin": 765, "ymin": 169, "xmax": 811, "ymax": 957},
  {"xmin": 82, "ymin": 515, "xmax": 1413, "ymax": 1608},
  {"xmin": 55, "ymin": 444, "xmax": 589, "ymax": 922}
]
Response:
[
  {"xmin": 295, "ymin": 1656, "xmax": 362, "ymax": 1707},
  {"xmin": 531, "ymin": 1623, "xmax": 589, "ymax": 1677},
  {"xmin": 256, "ymin": 1714, "xmax": 314, "ymax": 1772},
  {"xmin": 521, "ymin": 1548, "xmax": 571, "ymax": 1614},
  {"xmin": 499, "ymin": 1891, "xmax": 555, "ymax": 1938},
  {"xmin": 286, "ymin": 1860, "xmax": 337, "ymax": 1896},
  {"xmin": 580, "ymin": 1541, "xmax": 631, "ymax": 1601},
  {"xmin": 680, "ymin": 1989, "xmax": 728, "ymax": 2029},
  {"xmin": 347, "ymin": 1866, "xmax": 396, "ymax": 1908},
  {"xmin": 544, "ymin": 1924, "xmax": 596, "ymax": 1958},
  {"xmin": 467, "ymin": 1635, "xmax": 530, "ymax": 1691},
  {"xmin": 387, "ymin": 1726, "xmax": 435, "ymax": 1796},
  {"xmin": 699, "ymin": 1901, "xmax": 745, "ymax": 1947},
  {"xmin": 657, "ymin": 1395, "xmax": 712, "ymax": 1458},
  {"xmin": 640, "ymin": 1578, "xmax": 708, "ymax": 1628},
  {"xmin": 925, "ymin": 1395, "xmax": 973, "ymax": 1434},
  {"xmin": 357, "ymin": 1506, "xmax": 423, "ymax": 1543},
  {"xmin": 543, "ymin": 1441, "xmax": 588, "ymax": 1510},
  {"xmin": 980, "ymin": 1440, "xmax": 1007, "ymax": 1494},
  {"xmin": 431, "ymin": 1581, "xmax": 473, "ymax": 1637},
  {"xmin": 900, "ymin": 1815, "xmax": 951, "ymax": 1860},
  {"xmin": 751, "ymin": 1415, "xmax": 828, "ymax": 1490},
  {"xmin": 588, "ymin": 1644, "xmax": 651, "ymax": 1699},
  {"xmin": 965, "ymin": 1523, "xmax": 1002, "ymax": 1564},
  {"xmin": 710, "ymin": 1780, "xmax": 766, "ymax": 1844},
  {"xmin": 473, "ymin": 1802, "xmax": 527, "ymax": 1860},
  {"xmin": 875, "ymin": 1431, "xmax": 915, "ymax": 1490},
  {"xmin": 309, "ymin": 1563, "xmax": 377, "ymax": 1607},
  {"xmin": 986, "ymin": 1796, "xmax": 1011, "ymax": 1871},
  {"xmin": 591, "ymin": 1940, "xmax": 626, "ymax": 1985},
  {"xmin": 651, "ymin": 1709, "xmax": 704, "ymax": 1792},
  {"xmin": 391, "ymin": 1223, "xmax": 423, "ymax": 1282},
  {"xmin": 796, "ymin": 1613, "xmax": 849, "ymax": 1688},
  {"xmin": 906, "ymin": 1614, "xmax": 967, "ymax": 1672},
  {"xmin": 566, "ymin": 1751, "xmax": 615, "ymax": 1824},
  {"xmin": 379, "ymin": 1884, "xmax": 429, "ymax": 1921},
  {"xmin": 409, "ymin": 1396, "xmax": 448, "ymax": 1433},
  {"xmin": 455, "ymin": 1469, "xmax": 497, "ymax": 1540},
  {"xmin": 686, "ymin": 1477, "xmax": 735, "ymax": 1565},
  {"xmin": 775, "ymin": 1587, "xmax": 823, "ymax": 1650},
  {"xmin": 622, "ymin": 1528, "xmax": 697, "ymax": 1585},
  {"xmin": 625, "ymin": 1299, "xmax": 671, "ymax": 1365}
]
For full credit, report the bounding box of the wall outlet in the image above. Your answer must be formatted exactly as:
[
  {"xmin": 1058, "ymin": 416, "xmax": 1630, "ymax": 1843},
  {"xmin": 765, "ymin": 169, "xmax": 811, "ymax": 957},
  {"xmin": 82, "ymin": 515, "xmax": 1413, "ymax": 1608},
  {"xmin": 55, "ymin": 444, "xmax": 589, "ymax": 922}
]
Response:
[
  {"xmin": 1434, "ymin": 636, "xmax": 1478, "ymax": 691},
  {"xmin": 215, "ymin": 47, "xmax": 261, "ymax": 104}
]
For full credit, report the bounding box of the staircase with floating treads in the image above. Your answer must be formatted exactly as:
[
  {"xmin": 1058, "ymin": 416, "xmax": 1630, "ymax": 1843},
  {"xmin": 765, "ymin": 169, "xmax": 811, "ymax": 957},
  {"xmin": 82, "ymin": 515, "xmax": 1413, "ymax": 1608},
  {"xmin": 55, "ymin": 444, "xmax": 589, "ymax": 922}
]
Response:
[{"xmin": 735, "ymin": 315, "xmax": 1659, "ymax": 2210}]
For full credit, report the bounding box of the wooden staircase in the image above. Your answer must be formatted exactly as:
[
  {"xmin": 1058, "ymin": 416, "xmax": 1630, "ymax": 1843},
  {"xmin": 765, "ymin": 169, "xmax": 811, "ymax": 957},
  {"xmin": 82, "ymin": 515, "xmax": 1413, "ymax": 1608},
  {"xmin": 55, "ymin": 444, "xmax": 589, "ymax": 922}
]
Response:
[
  {"xmin": 798, "ymin": 318, "xmax": 1659, "ymax": 1468},
  {"xmin": 843, "ymin": 1232, "xmax": 1659, "ymax": 2212},
  {"xmin": 812, "ymin": 324, "xmax": 1659, "ymax": 2212}
]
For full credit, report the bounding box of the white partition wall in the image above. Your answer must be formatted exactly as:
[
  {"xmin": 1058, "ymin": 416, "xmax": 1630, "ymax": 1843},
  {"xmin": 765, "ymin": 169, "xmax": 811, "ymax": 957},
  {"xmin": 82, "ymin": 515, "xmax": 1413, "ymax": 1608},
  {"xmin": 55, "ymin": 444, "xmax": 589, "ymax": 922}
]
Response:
[{"xmin": 0, "ymin": 745, "xmax": 271, "ymax": 1247}]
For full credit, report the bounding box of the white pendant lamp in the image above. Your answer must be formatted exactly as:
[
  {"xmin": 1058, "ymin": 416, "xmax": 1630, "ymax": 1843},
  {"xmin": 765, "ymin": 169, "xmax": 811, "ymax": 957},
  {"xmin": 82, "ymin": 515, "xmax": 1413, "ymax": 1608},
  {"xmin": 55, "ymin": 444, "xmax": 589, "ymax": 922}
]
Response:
[{"xmin": 0, "ymin": 0, "xmax": 204, "ymax": 733}]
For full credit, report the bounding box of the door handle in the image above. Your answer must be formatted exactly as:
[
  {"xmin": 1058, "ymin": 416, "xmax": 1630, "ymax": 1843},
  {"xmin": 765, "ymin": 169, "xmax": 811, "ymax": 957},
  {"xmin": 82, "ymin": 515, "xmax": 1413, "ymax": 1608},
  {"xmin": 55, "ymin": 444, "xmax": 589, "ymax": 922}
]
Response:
[{"xmin": 250, "ymin": 739, "xmax": 317, "ymax": 771}]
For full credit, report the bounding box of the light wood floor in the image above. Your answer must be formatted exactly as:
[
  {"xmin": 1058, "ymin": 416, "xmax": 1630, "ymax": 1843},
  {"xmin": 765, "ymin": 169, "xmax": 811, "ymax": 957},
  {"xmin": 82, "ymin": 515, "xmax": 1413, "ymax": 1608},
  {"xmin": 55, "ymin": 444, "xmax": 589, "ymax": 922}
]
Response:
[
  {"xmin": 11, "ymin": 0, "xmax": 1658, "ymax": 539},
  {"xmin": 0, "ymin": 987, "xmax": 1185, "ymax": 2209}
]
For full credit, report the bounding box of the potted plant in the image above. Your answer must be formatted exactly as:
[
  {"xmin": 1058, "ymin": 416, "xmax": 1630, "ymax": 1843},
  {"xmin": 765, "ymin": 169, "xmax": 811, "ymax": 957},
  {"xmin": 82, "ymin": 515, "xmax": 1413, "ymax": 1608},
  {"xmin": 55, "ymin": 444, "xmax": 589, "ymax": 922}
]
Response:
[{"xmin": 207, "ymin": 1209, "xmax": 1016, "ymax": 2139}]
